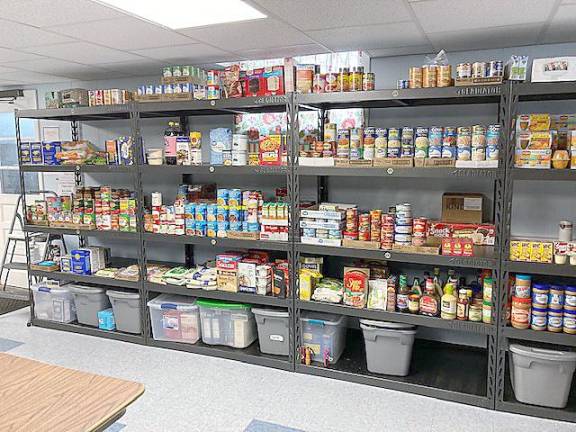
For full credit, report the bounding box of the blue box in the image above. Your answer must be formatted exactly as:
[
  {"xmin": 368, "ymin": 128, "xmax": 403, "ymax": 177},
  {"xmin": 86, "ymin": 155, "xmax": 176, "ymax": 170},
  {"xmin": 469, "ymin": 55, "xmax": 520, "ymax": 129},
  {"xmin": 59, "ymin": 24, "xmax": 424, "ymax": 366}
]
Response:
[
  {"xmin": 30, "ymin": 142, "xmax": 43, "ymax": 165},
  {"xmin": 71, "ymin": 249, "xmax": 91, "ymax": 275},
  {"xmin": 20, "ymin": 142, "xmax": 31, "ymax": 164},
  {"xmin": 98, "ymin": 308, "xmax": 116, "ymax": 331},
  {"xmin": 42, "ymin": 141, "xmax": 62, "ymax": 166}
]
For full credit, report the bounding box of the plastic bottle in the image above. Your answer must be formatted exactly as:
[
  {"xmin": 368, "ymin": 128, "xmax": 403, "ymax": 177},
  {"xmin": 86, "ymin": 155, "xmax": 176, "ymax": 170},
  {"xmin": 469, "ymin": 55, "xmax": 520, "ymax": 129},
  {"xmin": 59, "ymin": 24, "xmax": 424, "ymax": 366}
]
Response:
[
  {"xmin": 433, "ymin": 267, "xmax": 444, "ymax": 297},
  {"xmin": 420, "ymin": 277, "xmax": 440, "ymax": 317},
  {"xmin": 164, "ymin": 121, "xmax": 181, "ymax": 165},
  {"xmin": 397, "ymin": 274, "xmax": 410, "ymax": 313},
  {"xmin": 441, "ymin": 283, "xmax": 457, "ymax": 320},
  {"xmin": 457, "ymin": 288, "xmax": 469, "ymax": 320}
]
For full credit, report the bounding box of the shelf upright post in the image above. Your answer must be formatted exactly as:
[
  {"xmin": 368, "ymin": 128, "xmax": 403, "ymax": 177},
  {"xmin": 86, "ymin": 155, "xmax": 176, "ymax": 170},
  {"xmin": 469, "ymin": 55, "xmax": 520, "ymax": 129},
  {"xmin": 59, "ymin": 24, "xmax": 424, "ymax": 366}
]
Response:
[
  {"xmin": 14, "ymin": 110, "xmax": 35, "ymax": 323},
  {"xmin": 71, "ymin": 119, "xmax": 87, "ymax": 248},
  {"xmin": 317, "ymin": 109, "xmax": 329, "ymax": 202},
  {"xmin": 495, "ymin": 81, "xmax": 519, "ymax": 410},
  {"xmin": 131, "ymin": 101, "xmax": 150, "ymax": 342},
  {"xmin": 287, "ymin": 92, "xmax": 300, "ymax": 370},
  {"xmin": 179, "ymin": 115, "xmax": 195, "ymax": 268}
]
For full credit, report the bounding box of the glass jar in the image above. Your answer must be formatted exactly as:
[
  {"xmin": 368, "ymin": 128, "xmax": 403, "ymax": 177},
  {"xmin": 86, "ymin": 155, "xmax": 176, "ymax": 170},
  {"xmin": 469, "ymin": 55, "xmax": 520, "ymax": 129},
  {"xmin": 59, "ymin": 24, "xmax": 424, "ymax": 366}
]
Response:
[{"xmin": 338, "ymin": 67, "xmax": 350, "ymax": 92}]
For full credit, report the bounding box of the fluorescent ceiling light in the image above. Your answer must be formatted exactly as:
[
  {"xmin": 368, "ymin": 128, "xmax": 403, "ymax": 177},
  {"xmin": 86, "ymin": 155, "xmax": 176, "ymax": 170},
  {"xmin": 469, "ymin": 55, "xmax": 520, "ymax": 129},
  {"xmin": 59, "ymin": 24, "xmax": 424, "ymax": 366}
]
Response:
[{"xmin": 96, "ymin": 0, "xmax": 266, "ymax": 29}]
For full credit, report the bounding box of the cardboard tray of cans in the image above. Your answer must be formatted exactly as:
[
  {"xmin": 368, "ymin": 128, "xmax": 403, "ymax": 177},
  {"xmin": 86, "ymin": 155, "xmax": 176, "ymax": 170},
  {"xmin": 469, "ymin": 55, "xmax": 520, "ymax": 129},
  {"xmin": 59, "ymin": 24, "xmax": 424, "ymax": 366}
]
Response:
[
  {"xmin": 454, "ymin": 76, "xmax": 503, "ymax": 87},
  {"xmin": 227, "ymin": 231, "xmax": 260, "ymax": 240},
  {"xmin": 414, "ymin": 158, "xmax": 456, "ymax": 168},
  {"xmin": 161, "ymin": 93, "xmax": 193, "ymax": 102},
  {"xmin": 161, "ymin": 76, "xmax": 204, "ymax": 85},
  {"xmin": 334, "ymin": 158, "xmax": 374, "ymax": 167},
  {"xmin": 342, "ymin": 239, "xmax": 381, "ymax": 250},
  {"xmin": 391, "ymin": 243, "xmax": 441, "ymax": 255},
  {"xmin": 135, "ymin": 94, "xmax": 163, "ymax": 103},
  {"xmin": 373, "ymin": 158, "xmax": 414, "ymax": 168}
]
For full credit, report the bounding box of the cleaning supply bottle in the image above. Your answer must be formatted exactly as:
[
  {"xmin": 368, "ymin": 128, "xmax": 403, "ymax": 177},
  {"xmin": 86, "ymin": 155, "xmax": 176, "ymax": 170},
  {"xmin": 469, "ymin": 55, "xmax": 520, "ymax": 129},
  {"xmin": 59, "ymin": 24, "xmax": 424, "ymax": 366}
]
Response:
[{"xmin": 441, "ymin": 283, "xmax": 457, "ymax": 320}]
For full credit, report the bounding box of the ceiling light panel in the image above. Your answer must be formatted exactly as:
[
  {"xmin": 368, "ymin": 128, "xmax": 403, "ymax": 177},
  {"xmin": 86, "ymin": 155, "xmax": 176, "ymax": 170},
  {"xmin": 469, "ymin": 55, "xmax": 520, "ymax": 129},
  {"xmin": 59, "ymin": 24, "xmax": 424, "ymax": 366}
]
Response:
[{"xmin": 96, "ymin": 0, "xmax": 266, "ymax": 29}]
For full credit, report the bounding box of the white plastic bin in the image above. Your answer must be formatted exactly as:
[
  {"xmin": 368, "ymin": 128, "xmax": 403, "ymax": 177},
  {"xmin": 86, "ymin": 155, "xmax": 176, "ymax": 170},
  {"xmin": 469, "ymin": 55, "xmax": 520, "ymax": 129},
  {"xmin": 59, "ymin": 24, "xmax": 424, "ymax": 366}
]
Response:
[
  {"xmin": 301, "ymin": 312, "xmax": 347, "ymax": 364},
  {"xmin": 360, "ymin": 319, "xmax": 417, "ymax": 376},
  {"xmin": 106, "ymin": 290, "xmax": 141, "ymax": 334},
  {"xmin": 70, "ymin": 285, "xmax": 110, "ymax": 327},
  {"xmin": 31, "ymin": 283, "xmax": 76, "ymax": 323},
  {"xmin": 509, "ymin": 344, "xmax": 576, "ymax": 408},
  {"xmin": 197, "ymin": 299, "xmax": 256, "ymax": 348},
  {"xmin": 148, "ymin": 294, "xmax": 201, "ymax": 344},
  {"xmin": 252, "ymin": 308, "xmax": 290, "ymax": 356}
]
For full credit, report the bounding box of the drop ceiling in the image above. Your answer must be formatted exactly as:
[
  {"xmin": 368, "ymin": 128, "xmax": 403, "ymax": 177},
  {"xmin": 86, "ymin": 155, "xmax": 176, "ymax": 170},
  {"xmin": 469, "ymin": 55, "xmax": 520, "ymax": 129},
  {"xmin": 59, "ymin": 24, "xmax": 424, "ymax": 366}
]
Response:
[{"xmin": 0, "ymin": 0, "xmax": 573, "ymax": 85}]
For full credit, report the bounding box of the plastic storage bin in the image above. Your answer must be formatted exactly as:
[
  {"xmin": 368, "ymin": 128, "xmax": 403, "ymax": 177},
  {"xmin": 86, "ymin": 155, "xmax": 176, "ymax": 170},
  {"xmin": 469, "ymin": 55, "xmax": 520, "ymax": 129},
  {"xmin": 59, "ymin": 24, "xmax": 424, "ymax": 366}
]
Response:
[
  {"xmin": 70, "ymin": 285, "xmax": 110, "ymax": 327},
  {"xmin": 301, "ymin": 312, "xmax": 347, "ymax": 364},
  {"xmin": 197, "ymin": 299, "xmax": 257, "ymax": 348},
  {"xmin": 360, "ymin": 319, "xmax": 417, "ymax": 376},
  {"xmin": 509, "ymin": 344, "xmax": 576, "ymax": 408},
  {"xmin": 106, "ymin": 290, "xmax": 141, "ymax": 334},
  {"xmin": 31, "ymin": 283, "xmax": 76, "ymax": 323},
  {"xmin": 148, "ymin": 294, "xmax": 201, "ymax": 344},
  {"xmin": 252, "ymin": 308, "xmax": 290, "ymax": 356}
]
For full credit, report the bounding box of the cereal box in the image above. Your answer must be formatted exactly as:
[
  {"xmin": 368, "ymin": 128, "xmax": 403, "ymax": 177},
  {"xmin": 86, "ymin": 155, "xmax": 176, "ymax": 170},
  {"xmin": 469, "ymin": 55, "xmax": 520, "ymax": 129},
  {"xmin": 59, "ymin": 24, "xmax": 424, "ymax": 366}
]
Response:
[{"xmin": 259, "ymin": 135, "xmax": 283, "ymax": 166}]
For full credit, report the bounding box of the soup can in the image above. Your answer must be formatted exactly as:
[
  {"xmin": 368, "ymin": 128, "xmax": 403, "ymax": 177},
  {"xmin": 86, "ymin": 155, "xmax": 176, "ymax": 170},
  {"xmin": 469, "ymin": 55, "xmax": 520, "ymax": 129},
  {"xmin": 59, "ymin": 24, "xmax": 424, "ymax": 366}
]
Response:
[
  {"xmin": 457, "ymin": 146, "xmax": 471, "ymax": 161},
  {"xmin": 486, "ymin": 124, "xmax": 500, "ymax": 147},
  {"xmin": 472, "ymin": 125, "xmax": 487, "ymax": 147},
  {"xmin": 363, "ymin": 73, "xmax": 375, "ymax": 91},
  {"xmin": 472, "ymin": 62, "xmax": 487, "ymax": 79},
  {"xmin": 472, "ymin": 146, "xmax": 486, "ymax": 161},
  {"xmin": 409, "ymin": 67, "xmax": 423, "ymax": 88},
  {"xmin": 457, "ymin": 127, "xmax": 472, "ymax": 147},
  {"xmin": 429, "ymin": 126, "xmax": 443, "ymax": 147},
  {"xmin": 414, "ymin": 127, "xmax": 429, "ymax": 158},
  {"xmin": 456, "ymin": 63, "xmax": 472, "ymax": 79},
  {"xmin": 486, "ymin": 145, "xmax": 499, "ymax": 160},
  {"xmin": 442, "ymin": 127, "xmax": 457, "ymax": 147}
]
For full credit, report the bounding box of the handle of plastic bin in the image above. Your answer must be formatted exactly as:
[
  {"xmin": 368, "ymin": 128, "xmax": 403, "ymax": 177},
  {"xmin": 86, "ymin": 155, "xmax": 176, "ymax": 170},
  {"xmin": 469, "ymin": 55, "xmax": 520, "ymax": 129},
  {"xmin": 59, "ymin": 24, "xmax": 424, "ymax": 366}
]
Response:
[
  {"xmin": 307, "ymin": 319, "xmax": 325, "ymax": 327},
  {"xmin": 160, "ymin": 303, "xmax": 178, "ymax": 310},
  {"xmin": 38, "ymin": 287, "xmax": 51, "ymax": 293}
]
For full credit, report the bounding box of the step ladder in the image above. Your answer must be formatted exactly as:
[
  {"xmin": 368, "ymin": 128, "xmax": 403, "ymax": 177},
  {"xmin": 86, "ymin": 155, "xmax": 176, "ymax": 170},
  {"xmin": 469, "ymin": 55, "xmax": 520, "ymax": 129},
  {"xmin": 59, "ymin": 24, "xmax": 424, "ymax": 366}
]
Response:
[{"xmin": 0, "ymin": 191, "xmax": 67, "ymax": 291}]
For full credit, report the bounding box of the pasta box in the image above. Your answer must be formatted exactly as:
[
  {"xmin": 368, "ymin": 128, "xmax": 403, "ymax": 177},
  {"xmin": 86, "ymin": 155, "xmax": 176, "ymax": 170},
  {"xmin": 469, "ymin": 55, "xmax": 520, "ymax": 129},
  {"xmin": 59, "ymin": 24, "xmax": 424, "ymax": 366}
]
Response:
[{"xmin": 259, "ymin": 135, "xmax": 283, "ymax": 166}]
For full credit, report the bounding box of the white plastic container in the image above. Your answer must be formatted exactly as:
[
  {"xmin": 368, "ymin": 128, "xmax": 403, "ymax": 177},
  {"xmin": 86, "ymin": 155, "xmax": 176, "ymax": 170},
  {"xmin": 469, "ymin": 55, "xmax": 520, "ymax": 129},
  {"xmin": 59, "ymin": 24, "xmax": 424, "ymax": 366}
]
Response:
[
  {"xmin": 70, "ymin": 285, "xmax": 110, "ymax": 327},
  {"xmin": 31, "ymin": 283, "xmax": 76, "ymax": 323},
  {"xmin": 360, "ymin": 319, "xmax": 417, "ymax": 376},
  {"xmin": 106, "ymin": 290, "xmax": 141, "ymax": 334},
  {"xmin": 148, "ymin": 294, "xmax": 201, "ymax": 344},
  {"xmin": 197, "ymin": 299, "xmax": 256, "ymax": 348},
  {"xmin": 252, "ymin": 308, "xmax": 290, "ymax": 356},
  {"xmin": 301, "ymin": 312, "xmax": 347, "ymax": 364},
  {"xmin": 509, "ymin": 344, "xmax": 576, "ymax": 408}
]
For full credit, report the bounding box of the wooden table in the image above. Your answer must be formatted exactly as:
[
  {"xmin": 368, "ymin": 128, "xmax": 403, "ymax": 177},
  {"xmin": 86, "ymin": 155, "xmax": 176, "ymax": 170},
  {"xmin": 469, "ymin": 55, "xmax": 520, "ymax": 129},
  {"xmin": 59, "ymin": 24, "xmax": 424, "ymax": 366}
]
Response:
[{"xmin": 0, "ymin": 353, "xmax": 144, "ymax": 432}]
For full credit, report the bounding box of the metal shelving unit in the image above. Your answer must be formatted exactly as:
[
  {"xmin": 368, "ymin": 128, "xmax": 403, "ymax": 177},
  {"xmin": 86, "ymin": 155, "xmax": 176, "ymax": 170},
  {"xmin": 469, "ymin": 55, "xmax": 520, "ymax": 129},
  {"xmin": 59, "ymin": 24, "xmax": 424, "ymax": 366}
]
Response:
[
  {"xmin": 31, "ymin": 318, "xmax": 145, "ymax": 344},
  {"xmin": 16, "ymin": 82, "xmax": 576, "ymax": 420}
]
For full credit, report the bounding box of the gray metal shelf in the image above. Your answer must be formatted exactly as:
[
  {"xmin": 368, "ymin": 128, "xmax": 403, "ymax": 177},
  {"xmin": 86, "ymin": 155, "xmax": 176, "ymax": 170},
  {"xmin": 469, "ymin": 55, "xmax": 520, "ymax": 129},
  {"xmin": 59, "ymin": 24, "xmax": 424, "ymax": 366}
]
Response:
[
  {"xmin": 295, "ymin": 243, "xmax": 497, "ymax": 269},
  {"xmin": 148, "ymin": 339, "xmax": 292, "ymax": 371},
  {"xmin": 30, "ymin": 269, "xmax": 140, "ymax": 289},
  {"xmin": 297, "ymin": 166, "xmax": 502, "ymax": 179},
  {"xmin": 145, "ymin": 281, "xmax": 289, "ymax": 307},
  {"xmin": 140, "ymin": 164, "xmax": 287, "ymax": 176},
  {"xmin": 297, "ymin": 300, "xmax": 495, "ymax": 335},
  {"xmin": 32, "ymin": 318, "xmax": 145, "ymax": 344},
  {"xmin": 16, "ymin": 104, "xmax": 132, "ymax": 121},
  {"xmin": 502, "ymin": 327, "xmax": 576, "ymax": 347},
  {"xmin": 23, "ymin": 225, "xmax": 139, "ymax": 240},
  {"xmin": 20, "ymin": 165, "xmax": 135, "ymax": 173},
  {"xmin": 504, "ymin": 260, "xmax": 576, "ymax": 278},
  {"xmin": 143, "ymin": 232, "xmax": 289, "ymax": 251},
  {"xmin": 516, "ymin": 81, "xmax": 576, "ymax": 101},
  {"xmin": 511, "ymin": 168, "xmax": 576, "ymax": 181}
]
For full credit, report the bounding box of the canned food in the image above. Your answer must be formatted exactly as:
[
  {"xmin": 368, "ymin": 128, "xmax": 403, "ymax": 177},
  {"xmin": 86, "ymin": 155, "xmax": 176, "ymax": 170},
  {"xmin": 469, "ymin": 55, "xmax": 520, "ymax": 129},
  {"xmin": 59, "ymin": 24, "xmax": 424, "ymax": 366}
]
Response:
[
  {"xmin": 456, "ymin": 63, "xmax": 472, "ymax": 80},
  {"xmin": 409, "ymin": 67, "xmax": 423, "ymax": 89},
  {"xmin": 442, "ymin": 127, "xmax": 457, "ymax": 147},
  {"xmin": 395, "ymin": 224, "xmax": 413, "ymax": 234},
  {"xmin": 472, "ymin": 62, "xmax": 487, "ymax": 79},
  {"xmin": 437, "ymin": 65, "xmax": 452, "ymax": 87},
  {"xmin": 394, "ymin": 233, "xmax": 412, "ymax": 243},
  {"xmin": 442, "ymin": 145, "xmax": 456, "ymax": 159},
  {"xmin": 472, "ymin": 125, "xmax": 487, "ymax": 147},
  {"xmin": 362, "ymin": 73, "xmax": 375, "ymax": 91},
  {"xmin": 350, "ymin": 66, "xmax": 363, "ymax": 91},
  {"xmin": 414, "ymin": 127, "xmax": 429, "ymax": 158},
  {"xmin": 457, "ymin": 127, "xmax": 472, "ymax": 147},
  {"xmin": 486, "ymin": 145, "xmax": 499, "ymax": 161},
  {"xmin": 486, "ymin": 124, "xmax": 500, "ymax": 147},
  {"xmin": 429, "ymin": 127, "xmax": 443, "ymax": 147},
  {"xmin": 422, "ymin": 65, "xmax": 438, "ymax": 88},
  {"xmin": 328, "ymin": 229, "xmax": 342, "ymax": 239},
  {"xmin": 339, "ymin": 67, "xmax": 350, "ymax": 92},
  {"xmin": 313, "ymin": 73, "xmax": 326, "ymax": 93},
  {"xmin": 488, "ymin": 60, "xmax": 503, "ymax": 78},
  {"xmin": 387, "ymin": 128, "xmax": 401, "ymax": 158},
  {"xmin": 344, "ymin": 231, "xmax": 358, "ymax": 240},
  {"xmin": 397, "ymin": 80, "xmax": 409, "ymax": 89},
  {"xmin": 471, "ymin": 146, "xmax": 486, "ymax": 161},
  {"xmin": 325, "ymin": 72, "xmax": 338, "ymax": 92},
  {"xmin": 381, "ymin": 213, "xmax": 395, "ymax": 224},
  {"xmin": 395, "ymin": 217, "xmax": 413, "ymax": 226},
  {"xmin": 457, "ymin": 146, "xmax": 471, "ymax": 161}
]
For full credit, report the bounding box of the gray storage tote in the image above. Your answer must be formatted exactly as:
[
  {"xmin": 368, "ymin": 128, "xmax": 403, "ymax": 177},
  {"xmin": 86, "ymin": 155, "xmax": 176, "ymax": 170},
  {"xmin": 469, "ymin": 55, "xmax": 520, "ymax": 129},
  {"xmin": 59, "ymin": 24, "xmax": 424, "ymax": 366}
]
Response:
[
  {"xmin": 106, "ymin": 290, "xmax": 141, "ymax": 334},
  {"xmin": 71, "ymin": 285, "xmax": 111, "ymax": 327},
  {"xmin": 252, "ymin": 308, "xmax": 290, "ymax": 356}
]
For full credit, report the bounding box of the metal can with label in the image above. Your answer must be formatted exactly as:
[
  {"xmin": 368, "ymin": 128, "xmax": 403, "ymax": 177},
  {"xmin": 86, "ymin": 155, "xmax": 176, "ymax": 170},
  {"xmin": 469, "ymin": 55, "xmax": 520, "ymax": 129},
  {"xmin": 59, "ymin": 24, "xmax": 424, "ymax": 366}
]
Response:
[
  {"xmin": 457, "ymin": 146, "xmax": 471, "ymax": 161},
  {"xmin": 422, "ymin": 65, "xmax": 438, "ymax": 88},
  {"xmin": 429, "ymin": 126, "xmax": 443, "ymax": 147},
  {"xmin": 414, "ymin": 127, "xmax": 429, "ymax": 158},
  {"xmin": 374, "ymin": 128, "xmax": 388, "ymax": 158},
  {"xmin": 401, "ymin": 127, "xmax": 414, "ymax": 157},
  {"xmin": 472, "ymin": 125, "xmax": 487, "ymax": 147},
  {"xmin": 387, "ymin": 128, "xmax": 401, "ymax": 158},
  {"xmin": 472, "ymin": 146, "xmax": 486, "ymax": 161},
  {"xmin": 486, "ymin": 145, "xmax": 499, "ymax": 161},
  {"xmin": 472, "ymin": 62, "xmax": 487, "ymax": 79},
  {"xmin": 486, "ymin": 124, "xmax": 500, "ymax": 147},
  {"xmin": 456, "ymin": 63, "xmax": 472, "ymax": 80},
  {"xmin": 457, "ymin": 127, "xmax": 472, "ymax": 147},
  {"xmin": 362, "ymin": 72, "xmax": 375, "ymax": 91},
  {"xmin": 397, "ymin": 80, "xmax": 409, "ymax": 89},
  {"xmin": 437, "ymin": 65, "xmax": 452, "ymax": 87},
  {"xmin": 488, "ymin": 60, "xmax": 503, "ymax": 78},
  {"xmin": 350, "ymin": 128, "xmax": 363, "ymax": 160},
  {"xmin": 337, "ymin": 128, "xmax": 351, "ymax": 159}
]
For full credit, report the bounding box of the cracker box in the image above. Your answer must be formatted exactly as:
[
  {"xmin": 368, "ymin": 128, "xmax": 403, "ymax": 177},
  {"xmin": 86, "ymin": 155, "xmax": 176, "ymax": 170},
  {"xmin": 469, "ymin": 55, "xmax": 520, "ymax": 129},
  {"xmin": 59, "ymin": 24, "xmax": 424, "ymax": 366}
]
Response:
[
  {"xmin": 427, "ymin": 222, "xmax": 495, "ymax": 246},
  {"xmin": 42, "ymin": 141, "xmax": 62, "ymax": 166},
  {"xmin": 259, "ymin": 135, "xmax": 283, "ymax": 166},
  {"xmin": 273, "ymin": 264, "xmax": 288, "ymax": 298},
  {"xmin": 20, "ymin": 142, "xmax": 31, "ymax": 165},
  {"xmin": 106, "ymin": 140, "xmax": 118, "ymax": 165},
  {"xmin": 30, "ymin": 142, "xmax": 43, "ymax": 165}
]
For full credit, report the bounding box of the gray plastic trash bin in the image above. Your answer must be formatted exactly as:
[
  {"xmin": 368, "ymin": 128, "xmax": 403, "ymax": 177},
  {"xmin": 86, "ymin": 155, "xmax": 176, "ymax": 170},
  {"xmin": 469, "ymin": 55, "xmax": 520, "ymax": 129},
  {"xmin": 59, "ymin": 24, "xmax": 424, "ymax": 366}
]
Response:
[
  {"xmin": 360, "ymin": 319, "xmax": 417, "ymax": 376},
  {"xmin": 106, "ymin": 290, "xmax": 141, "ymax": 334},
  {"xmin": 252, "ymin": 308, "xmax": 290, "ymax": 356},
  {"xmin": 71, "ymin": 285, "xmax": 111, "ymax": 327},
  {"xmin": 509, "ymin": 344, "xmax": 576, "ymax": 408}
]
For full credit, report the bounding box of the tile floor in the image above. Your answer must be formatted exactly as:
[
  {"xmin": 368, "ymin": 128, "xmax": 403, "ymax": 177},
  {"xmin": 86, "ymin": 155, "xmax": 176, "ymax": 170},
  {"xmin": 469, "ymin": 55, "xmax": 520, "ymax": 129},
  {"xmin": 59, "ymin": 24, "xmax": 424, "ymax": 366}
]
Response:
[{"xmin": 0, "ymin": 308, "xmax": 574, "ymax": 432}]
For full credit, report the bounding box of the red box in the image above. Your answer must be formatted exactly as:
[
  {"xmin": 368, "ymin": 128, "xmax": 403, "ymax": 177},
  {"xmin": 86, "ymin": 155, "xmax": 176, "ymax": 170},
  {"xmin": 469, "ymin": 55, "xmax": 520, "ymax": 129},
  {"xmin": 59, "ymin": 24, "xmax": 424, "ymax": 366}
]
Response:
[
  {"xmin": 442, "ymin": 238, "xmax": 474, "ymax": 256},
  {"xmin": 263, "ymin": 66, "xmax": 285, "ymax": 96},
  {"xmin": 243, "ymin": 68, "xmax": 265, "ymax": 97},
  {"xmin": 428, "ymin": 222, "xmax": 495, "ymax": 246},
  {"xmin": 259, "ymin": 135, "xmax": 283, "ymax": 166}
]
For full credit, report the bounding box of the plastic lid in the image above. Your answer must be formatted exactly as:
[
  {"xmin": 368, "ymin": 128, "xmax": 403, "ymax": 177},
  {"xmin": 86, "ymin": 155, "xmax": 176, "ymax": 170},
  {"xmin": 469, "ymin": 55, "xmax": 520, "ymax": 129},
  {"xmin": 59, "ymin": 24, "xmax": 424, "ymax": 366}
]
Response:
[
  {"xmin": 196, "ymin": 298, "xmax": 251, "ymax": 309},
  {"xmin": 565, "ymin": 286, "xmax": 576, "ymax": 293},
  {"xmin": 532, "ymin": 283, "xmax": 549, "ymax": 291},
  {"xmin": 70, "ymin": 285, "xmax": 106, "ymax": 294},
  {"xmin": 515, "ymin": 274, "xmax": 532, "ymax": 281},
  {"xmin": 252, "ymin": 308, "xmax": 289, "ymax": 318},
  {"xmin": 31, "ymin": 284, "xmax": 70, "ymax": 294},
  {"xmin": 301, "ymin": 311, "xmax": 346, "ymax": 325},
  {"xmin": 106, "ymin": 289, "xmax": 140, "ymax": 300},
  {"xmin": 564, "ymin": 309, "xmax": 576, "ymax": 315},
  {"xmin": 510, "ymin": 344, "xmax": 576, "ymax": 362},
  {"xmin": 147, "ymin": 294, "xmax": 197, "ymax": 310},
  {"xmin": 359, "ymin": 319, "xmax": 416, "ymax": 330}
]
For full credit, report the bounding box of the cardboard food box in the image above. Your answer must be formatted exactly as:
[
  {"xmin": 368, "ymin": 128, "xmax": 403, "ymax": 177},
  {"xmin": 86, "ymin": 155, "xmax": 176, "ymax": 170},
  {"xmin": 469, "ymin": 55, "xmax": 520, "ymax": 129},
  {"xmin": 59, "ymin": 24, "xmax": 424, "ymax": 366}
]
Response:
[
  {"xmin": 343, "ymin": 267, "xmax": 370, "ymax": 308},
  {"xmin": 427, "ymin": 222, "xmax": 495, "ymax": 246},
  {"xmin": 531, "ymin": 57, "xmax": 576, "ymax": 83},
  {"xmin": 59, "ymin": 88, "xmax": 89, "ymax": 108},
  {"xmin": 514, "ymin": 149, "xmax": 552, "ymax": 169},
  {"xmin": 263, "ymin": 65, "xmax": 285, "ymax": 96},
  {"xmin": 441, "ymin": 237, "xmax": 474, "ymax": 257},
  {"xmin": 441, "ymin": 193, "xmax": 484, "ymax": 224},
  {"xmin": 243, "ymin": 68, "xmax": 265, "ymax": 97},
  {"xmin": 259, "ymin": 135, "xmax": 283, "ymax": 166}
]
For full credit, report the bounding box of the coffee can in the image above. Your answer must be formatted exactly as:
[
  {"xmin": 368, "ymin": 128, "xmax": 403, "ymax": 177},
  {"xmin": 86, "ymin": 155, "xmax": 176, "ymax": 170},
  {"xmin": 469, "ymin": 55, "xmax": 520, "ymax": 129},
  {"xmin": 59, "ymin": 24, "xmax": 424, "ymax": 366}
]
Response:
[{"xmin": 437, "ymin": 65, "xmax": 452, "ymax": 87}]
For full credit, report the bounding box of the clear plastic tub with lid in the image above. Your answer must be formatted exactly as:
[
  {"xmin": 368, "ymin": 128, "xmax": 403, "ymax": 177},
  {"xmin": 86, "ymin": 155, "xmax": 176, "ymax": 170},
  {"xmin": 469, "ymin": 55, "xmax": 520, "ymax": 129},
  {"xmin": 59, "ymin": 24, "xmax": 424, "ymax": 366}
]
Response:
[
  {"xmin": 197, "ymin": 299, "xmax": 257, "ymax": 348},
  {"xmin": 148, "ymin": 294, "xmax": 201, "ymax": 344},
  {"xmin": 31, "ymin": 283, "xmax": 76, "ymax": 323},
  {"xmin": 300, "ymin": 312, "xmax": 347, "ymax": 364}
]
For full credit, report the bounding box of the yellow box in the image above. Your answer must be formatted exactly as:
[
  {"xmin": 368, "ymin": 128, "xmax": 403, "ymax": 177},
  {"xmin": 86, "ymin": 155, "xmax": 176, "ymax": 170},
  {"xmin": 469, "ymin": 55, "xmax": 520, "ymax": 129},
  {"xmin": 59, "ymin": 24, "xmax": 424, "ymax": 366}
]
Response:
[
  {"xmin": 519, "ymin": 241, "xmax": 532, "ymax": 262},
  {"xmin": 541, "ymin": 242, "xmax": 554, "ymax": 263},
  {"xmin": 299, "ymin": 269, "xmax": 322, "ymax": 301},
  {"xmin": 530, "ymin": 242, "xmax": 543, "ymax": 262},
  {"xmin": 510, "ymin": 240, "xmax": 522, "ymax": 261}
]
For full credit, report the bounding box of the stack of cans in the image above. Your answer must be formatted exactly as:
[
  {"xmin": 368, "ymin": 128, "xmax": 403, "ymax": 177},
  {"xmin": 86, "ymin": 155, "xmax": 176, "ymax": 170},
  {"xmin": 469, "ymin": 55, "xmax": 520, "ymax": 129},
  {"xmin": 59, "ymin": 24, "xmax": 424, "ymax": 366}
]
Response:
[
  {"xmin": 428, "ymin": 127, "xmax": 443, "ymax": 158},
  {"xmin": 344, "ymin": 208, "xmax": 358, "ymax": 240},
  {"xmin": 412, "ymin": 217, "xmax": 428, "ymax": 246},
  {"xmin": 370, "ymin": 209, "xmax": 381, "ymax": 242},
  {"xmin": 472, "ymin": 125, "xmax": 487, "ymax": 161},
  {"xmin": 358, "ymin": 213, "xmax": 371, "ymax": 241},
  {"xmin": 442, "ymin": 127, "xmax": 457, "ymax": 159},
  {"xmin": 394, "ymin": 203, "xmax": 412, "ymax": 246},
  {"xmin": 380, "ymin": 213, "xmax": 395, "ymax": 250}
]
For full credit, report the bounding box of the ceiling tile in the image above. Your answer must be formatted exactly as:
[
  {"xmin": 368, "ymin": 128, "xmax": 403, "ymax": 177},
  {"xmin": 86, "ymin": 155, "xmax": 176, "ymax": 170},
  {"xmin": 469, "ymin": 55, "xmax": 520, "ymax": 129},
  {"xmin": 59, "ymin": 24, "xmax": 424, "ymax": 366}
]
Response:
[
  {"xmin": 0, "ymin": 48, "xmax": 45, "ymax": 63},
  {"xmin": 411, "ymin": 0, "xmax": 555, "ymax": 33},
  {"xmin": 236, "ymin": 44, "xmax": 327, "ymax": 60},
  {"xmin": 427, "ymin": 23, "xmax": 542, "ymax": 52},
  {"xmin": 541, "ymin": 4, "xmax": 576, "ymax": 44},
  {"xmin": 133, "ymin": 43, "xmax": 240, "ymax": 64},
  {"xmin": 99, "ymin": 60, "xmax": 165, "ymax": 77},
  {"xmin": 0, "ymin": 0, "xmax": 126, "ymax": 27},
  {"xmin": 307, "ymin": 22, "xmax": 428, "ymax": 51},
  {"xmin": 23, "ymin": 42, "xmax": 144, "ymax": 65},
  {"xmin": 0, "ymin": 71, "xmax": 70, "ymax": 84},
  {"xmin": 0, "ymin": 65, "xmax": 19, "ymax": 74},
  {"xmin": 250, "ymin": 0, "xmax": 411, "ymax": 31},
  {"xmin": 179, "ymin": 19, "xmax": 314, "ymax": 51},
  {"xmin": 0, "ymin": 19, "xmax": 73, "ymax": 48},
  {"xmin": 48, "ymin": 17, "xmax": 195, "ymax": 51},
  {"xmin": 367, "ymin": 45, "xmax": 435, "ymax": 58},
  {"xmin": 3, "ymin": 58, "xmax": 129, "ymax": 80}
]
